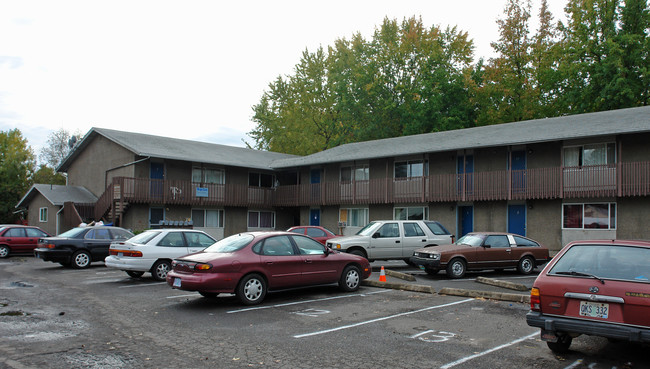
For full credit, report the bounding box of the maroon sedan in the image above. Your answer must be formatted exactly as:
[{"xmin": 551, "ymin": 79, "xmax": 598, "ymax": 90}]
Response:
[
  {"xmin": 167, "ymin": 231, "xmax": 371, "ymax": 305},
  {"xmin": 287, "ymin": 226, "xmax": 339, "ymax": 245},
  {"xmin": 0, "ymin": 225, "xmax": 50, "ymax": 258},
  {"xmin": 527, "ymin": 239, "xmax": 650, "ymax": 353}
]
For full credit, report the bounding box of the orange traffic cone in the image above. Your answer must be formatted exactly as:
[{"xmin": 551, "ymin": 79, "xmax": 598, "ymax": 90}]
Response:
[{"xmin": 379, "ymin": 266, "xmax": 387, "ymax": 282}]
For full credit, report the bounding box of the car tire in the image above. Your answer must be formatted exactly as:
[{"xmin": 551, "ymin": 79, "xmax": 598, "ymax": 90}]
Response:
[
  {"xmin": 425, "ymin": 267, "xmax": 440, "ymax": 276},
  {"xmin": 151, "ymin": 260, "xmax": 171, "ymax": 281},
  {"xmin": 0, "ymin": 245, "xmax": 9, "ymax": 258},
  {"xmin": 71, "ymin": 250, "xmax": 92, "ymax": 269},
  {"xmin": 58, "ymin": 261, "xmax": 70, "ymax": 267},
  {"xmin": 126, "ymin": 271, "xmax": 145, "ymax": 278},
  {"xmin": 446, "ymin": 258, "xmax": 466, "ymax": 279},
  {"xmin": 546, "ymin": 334, "xmax": 572, "ymax": 353},
  {"xmin": 199, "ymin": 291, "xmax": 219, "ymax": 298},
  {"xmin": 517, "ymin": 256, "xmax": 535, "ymax": 274},
  {"xmin": 236, "ymin": 274, "xmax": 267, "ymax": 305},
  {"xmin": 348, "ymin": 249, "xmax": 367, "ymax": 259},
  {"xmin": 339, "ymin": 265, "xmax": 361, "ymax": 292}
]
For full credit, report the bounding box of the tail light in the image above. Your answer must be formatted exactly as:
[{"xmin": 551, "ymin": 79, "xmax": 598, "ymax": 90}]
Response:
[
  {"xmin": 193, "ymin": 263, "xmax": 212, "ymax": 272},
  {"xmin": 530, "ymin": 287, "xmax": 541, "ymax": 311},
  {"xmin": 109, "ymin": 249, "xmax": 143, "ymax": 257},
  {"xmin": 451, "ymin": 235, "xmax": 456, "ymax": 243},
  {"xmin": 39, "ymin": 243, "xmax": 56, "ymax": 249}
]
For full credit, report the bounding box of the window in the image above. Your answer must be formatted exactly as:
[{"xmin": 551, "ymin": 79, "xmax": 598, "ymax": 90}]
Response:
[
  {"xmin": 424, "ymin": 221, "xmax": 451, "ymax": 235},
  {"xmin": 306, "ymin": 227, "xmax": 327, "ymax": 238},
  {"xmin": 564, "ymin": 143, "xmax": 616, "ymax": 167},
  {"xmin": 39, "ymin": 208, "xmax": 48, "ymax": 222},
  {"xmin": 394, "ymin": 206, "xmax": 428, "ymax": 220},
  {"xmin": 293, "ymin": 235, "xmax": 326, "ymax": 255},
  {"xmin": 249, "ymin": 172, "xmax": 275, "ymax": 188},
  {"xmin": 376, "ymin": 223, "xmax": 400, "ymax": 238},
  {"xmin": 184, "ymin": 232, "xmax": 216, "ymax": 247},
  {"xmin": 5, "ymin": 228, "xmax": 26, "ymax": 237},
  {"xmin": 340, "ymin": 165, "xmax": 369, "ymax": 182},
  {"xmin": 192, "ymin": 209, "xmax": 224, "ymax": 228},
  {"xmin": 192, "ymin": 167, "xmax": 225, "ymax": 184},
  {"xmin": 403, "ymin": 223, "xmax": 426, "ymax": 237},
  {"xmin": 395, "ymin": 160, "xmax": 428, "ymax": 179},
  {"xmin": 339, "ymin": 208, "xmax": 369, "ymax": 227},
  {"xmin": 26, "ymin": 228, "xmax": 48, "ymax": 238},
  {"xmin": 158, "ymin": 232, "xmax": 186, "ymax": 247},
  {"xmin": 261, "ymin": 236, "xmax": 295, "ymax": 255},
  {"xmin": 563, "ymin": 203, "xmax": 616, "ymax": 229},
  {"xmin": 484, "ymin": 235, "xmax": 510, "ymax": 248},
  {"xmin": 248, "ymin": 211, "xmax": 275, "ymax": 228},
  {"xmin": 514, "ymin": 236, "xmax": 539, "ymax": 247},
  {"xmin": 85, "ymin": 229, "xmax": 110, "ymax": 240}
]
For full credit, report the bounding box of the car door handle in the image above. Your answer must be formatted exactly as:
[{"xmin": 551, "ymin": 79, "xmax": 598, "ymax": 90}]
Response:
[
  {"xmin": 266, "ymin": 261, "xmax": 273, "ymax": 265},
  {"xmin": 395, "ymin": 240, "xmax": 400, "ymax": 244},
  {"xmin": 5, "ymin": 239, "xmax": 11, "ymax": 241},
  {"xmin": 304, "ymin": 259, "xmax": 312, "ymax": 263},
  {"xmin": 421, "ymin": 239, "xmax": 427, "ymax": 242}
]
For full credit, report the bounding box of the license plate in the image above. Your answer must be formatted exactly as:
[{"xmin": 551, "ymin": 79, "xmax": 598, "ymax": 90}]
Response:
[
  {"xmin": 579, "ymin": 301, "xmax": 609, "ymax": 319},
  {"xmin": 118, "ymin": 252, "xmax": 123, "ymax": 257},
  {"xmin": 173, "ymin": 278, "xmax": 181, "ymax": 288},
  {"xmin": 418, "ymin": 265, "xmax": 425, "ymax": 270}
]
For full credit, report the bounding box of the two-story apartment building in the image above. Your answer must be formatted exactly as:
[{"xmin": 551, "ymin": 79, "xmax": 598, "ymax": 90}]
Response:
[{"xmin": 17, "ymin": 106, "xmax": 650, "ymax": 251}]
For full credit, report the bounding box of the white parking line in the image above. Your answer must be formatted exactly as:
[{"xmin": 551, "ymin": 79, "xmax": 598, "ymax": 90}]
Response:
[
  {"xmin": 166, "ymin": 293, "xmax": 201, "ymax": 299},
  {"xmin": 440, "ymin": 332, "xmax": 538, "ymax": 369},
  {"xmin": 293, "ymin": 298, "xmax": 474, "ymax": 338},
  {"xmin": 227, "ymin": 290, "xmax": 390, "ymax": 314},
  {"xmin": 119, "ymin": 282, "xmax": 167, "ymax": 288}
]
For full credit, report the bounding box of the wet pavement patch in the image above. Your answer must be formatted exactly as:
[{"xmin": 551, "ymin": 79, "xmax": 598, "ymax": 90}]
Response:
[
  {"xmin": 9, "ymin": 281, "xmax": 34, "ymax": 288},
  {"xmin": 0, "ymin": 310, "xmax": 30, "ymax": 316}
]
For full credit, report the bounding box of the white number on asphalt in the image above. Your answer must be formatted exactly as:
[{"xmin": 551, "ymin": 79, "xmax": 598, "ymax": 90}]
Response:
[{"xmin": 410, "ymin": 330, "xmax": 456, "ymax": 343}]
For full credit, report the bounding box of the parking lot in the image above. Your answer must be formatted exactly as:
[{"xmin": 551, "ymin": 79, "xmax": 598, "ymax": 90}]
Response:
[{"xmin": 1, "ymin": 257, "xmax": 647, "ymax": 369}]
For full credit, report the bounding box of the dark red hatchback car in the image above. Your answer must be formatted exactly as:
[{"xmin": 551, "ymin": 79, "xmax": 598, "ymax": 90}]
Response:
[
  {"xmin": 527, "ymin": 239, "xmax": 650, "ymax": 353},
  {"xmin": 287, "ymin": 226, "xmax": 339, "ymax": 245},
  {"xmin": 167, "ymin": 231, "xmax": 371, "ymax": 305}
]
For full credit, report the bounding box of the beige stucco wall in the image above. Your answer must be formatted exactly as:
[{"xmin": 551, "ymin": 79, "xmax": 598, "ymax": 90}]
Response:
[
  {"xmin": 473, "ymin": 201, "xmax": 507, "ymax": 232},
  {"xmin": 66, "ymin": 135, "xmax": 136, "ymax": 197},
  {"xmin": 429, "ymin": 202, "xmax": 457, "ymax": 235},
  {"xmin": 615, "ymin": 196, "xmax": 650, "ymax": 240},
  {"xmin": 27, "ymin": 194, "xmax": 58, "ymax": 235},
  {"xmin": 527, "ymin": 199, "xmax": 562, "ymax": 251}
]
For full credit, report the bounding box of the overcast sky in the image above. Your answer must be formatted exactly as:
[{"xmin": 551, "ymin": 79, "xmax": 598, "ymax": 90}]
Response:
[{"xmin": 0, "ymin": 0, "xmax": 567, "ymax": 160}]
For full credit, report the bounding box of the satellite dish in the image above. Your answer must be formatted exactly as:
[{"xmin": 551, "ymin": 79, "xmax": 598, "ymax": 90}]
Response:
[{"xmin": 68, "ymin": 136, "xmax": 77, "ymax": 149}]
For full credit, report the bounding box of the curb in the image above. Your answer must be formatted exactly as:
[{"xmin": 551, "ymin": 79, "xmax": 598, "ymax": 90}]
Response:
[
  {"xmin": 384, "ymin": 269, "xmax": 416, "ymax": 282},
  {"xmin": 438, "ymin": 287, "xmax": 530, "ymax": 303},
  {"xmin": 362, "ymin": 280, "xmax": 435, "ymax": 294},
  {"xmin": 475, "ymin": 276, "xmax": 529, "ymax": 291}
]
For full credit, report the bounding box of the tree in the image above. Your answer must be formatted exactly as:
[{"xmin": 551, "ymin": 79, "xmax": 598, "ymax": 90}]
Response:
[
  {"xmin": 32, "ymin": 164, "xmax": 66, "ymax": 185},
  {"xmin": 0, "ymin": 129, "xmax": 35, "ymax": 223},
  {"xmin": 39, "ymin": 128, "xmax": 81, "ymax": 169},
  {"xmin": 249, "ymin": 16, "xmax": 476, "ymax": 154}
]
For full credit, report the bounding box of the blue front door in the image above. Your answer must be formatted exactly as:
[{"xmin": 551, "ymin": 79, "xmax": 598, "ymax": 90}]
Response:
[
  {"xmin": 458, "ymin": 206, "xmax": 473, "ymax": 238},
  {"xmin": 508, "ymin": 205, "xmax": 526, "ymax": 236},
  {"xmin": 310, "ymin": 169, "xmax": 321, "ymax": 201},
  {"xmin": 150, "ymin": 162, "xmax": 164, "ymax": 198},
  {"xmin": 310, "ymin": 209, "xmax": 320, "ymax": 226},
  {"xmin": 457, "ymin": 155, "xmax": 474, "ymax": 195}
]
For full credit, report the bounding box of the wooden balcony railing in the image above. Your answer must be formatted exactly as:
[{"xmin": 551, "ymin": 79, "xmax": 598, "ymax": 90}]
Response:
[{"xmin": 98, "ymin": 162, "xmax": 650, "ymax": 213}]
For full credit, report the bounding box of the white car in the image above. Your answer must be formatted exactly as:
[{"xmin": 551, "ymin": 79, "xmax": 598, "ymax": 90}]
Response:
[{"xmin": 105, "ymin": 229, "xmax": 216, "ymax": 281}]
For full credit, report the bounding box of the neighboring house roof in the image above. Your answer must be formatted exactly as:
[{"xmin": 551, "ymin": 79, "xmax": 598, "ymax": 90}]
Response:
[
  {"xmin": 58, "ymin": 127, "xmax": 298, "ymax": 172},
  {"xmin": 16, "ymin": 184, "xmax": 98, "ymax": 208},
  {"xmin": 271, "ymin": 106, "xmax": 650, "ymax": 168}
]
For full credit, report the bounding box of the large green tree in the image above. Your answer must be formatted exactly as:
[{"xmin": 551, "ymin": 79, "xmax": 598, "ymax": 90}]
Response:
[
  {"xmin": 249, "ymin": 17, "xmax": 475, "ymax": 154},
  {"xmin": 0, "ymin": 129, "xmax": 36, "ymax": 223}
]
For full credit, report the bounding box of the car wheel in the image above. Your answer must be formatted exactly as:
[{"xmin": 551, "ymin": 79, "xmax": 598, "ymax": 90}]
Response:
[
  {"xmin": 151, "ymin": 260, "xmax": 171, "ymax": 281},
  {"xmin": 71, "ymin": 250, "xmax": 91, "ymax": 269},
  {"xmin": 546, "ymin": 334, "xmax": 572, "ymax": 353},
  {"xmin": 517, "ymin": 256, "xmax": 535, "ymax": 274},
  {"xmin": 126, "ymin": 271, "xmax": 145, "ymax": 278},
  {"xmin": 339, "ymin": 265, "xmax": 361, "ymax": 292},
  {"xmin": 236, "ymin": 274, "xmax": 267, "ymax": 305},
  {"xmin": 199, "ymin": 291, "xmax": 219, "ymax": 298},
  {"xmin": 425, "ymin": 267, "xmax": 440, "ymax": 276},
  {"xmin": 446, "ymin": 258, "xmax": 466, "ymax": 279},
  {"xmin": 0, "ymin": 245, "xmax": 9, "ymax": 258},
  {"xmin": 348, "ymin": 249, "xmax": 367, "ymax": 259}
]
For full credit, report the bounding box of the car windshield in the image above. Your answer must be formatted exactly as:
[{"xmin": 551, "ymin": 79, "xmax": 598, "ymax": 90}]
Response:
[
  {"xmin": 549, "ymin": 244, "xmax": 650, "ymax": 282},
  {"xmin": 128, "ymin": 231, "xmax": 161, "ymax": 244},
  {"xmin": 57, "ymin": 227, "xmax": 87, "ymax": 238},
  {"xmin": 356, "ymin": 222, "xmax": 380, "ymax": 236},
  {"xmin": 456, "ymin": 234, "xmax": 485, "ymax": 247},
  {"xmin": 204, "ymin": 234, "xmax": 254, "ymax": 253}
]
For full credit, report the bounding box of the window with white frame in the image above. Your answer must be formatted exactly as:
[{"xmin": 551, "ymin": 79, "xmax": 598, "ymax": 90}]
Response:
[
  {"xmin": 248, "ymin": 211, "xmax": 275, "ymax": 228},
  {"xmin": 340, "ymin": 165, "xmax": 369, "ymax": 182},
  {"xmin": 249, "ymin": 172, "xmax": 275, "ymax": 188},
  {"xmin": 39, "ymin": 207, "xmax": 47, "ymax": 222},
  {"xmin": 563, "ymin": 143, "xmax": 616, "ymax": 167},
  {"xmin": 394, "ymin": 160, "xmax": 428, "ymax": 179},
  {"xmin": 563, "ymin": 203, "xmax": 616, "ymax": 229},
  {"xmin": 192, "ymin": 209, "xmax": 224, "ymax": 228},
  {"xmin": 339, "ymin": 208, "xmax": 369, "ymax": 227},
  {"xmin": 192, "ymin": 167, "xmax": 225, "ymax": 184},
  {"xmin": 394, "ymin": 206, "xmax": 428, "ymax": 220}
]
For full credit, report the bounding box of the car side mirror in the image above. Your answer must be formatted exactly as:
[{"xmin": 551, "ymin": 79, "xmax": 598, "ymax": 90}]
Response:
[
  {"xmin": 483, "ymin": 244, "xmax": 491, "ymax": 248},
  {"xmin": 323, "ymin": 247, "xmax": 331, "ymax": 256}
]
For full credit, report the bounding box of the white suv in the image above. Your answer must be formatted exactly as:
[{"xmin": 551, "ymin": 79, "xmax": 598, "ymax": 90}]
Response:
[{"xmin": 326, "ymin": 220, "xmax": 453, "ymax": 262}]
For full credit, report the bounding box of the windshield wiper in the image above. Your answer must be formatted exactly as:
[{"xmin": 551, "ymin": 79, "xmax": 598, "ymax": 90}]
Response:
[{"xmin": 555, "ymin": 271, "xmax": 605, "ymax": 284}]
